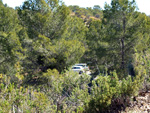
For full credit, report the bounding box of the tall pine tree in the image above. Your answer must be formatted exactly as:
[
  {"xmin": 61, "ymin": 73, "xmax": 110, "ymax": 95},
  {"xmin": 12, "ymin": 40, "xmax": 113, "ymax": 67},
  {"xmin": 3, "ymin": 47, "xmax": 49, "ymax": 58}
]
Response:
[{"xmin": 102, "ymin": 0, "xmax": 148, "ymax": 76}]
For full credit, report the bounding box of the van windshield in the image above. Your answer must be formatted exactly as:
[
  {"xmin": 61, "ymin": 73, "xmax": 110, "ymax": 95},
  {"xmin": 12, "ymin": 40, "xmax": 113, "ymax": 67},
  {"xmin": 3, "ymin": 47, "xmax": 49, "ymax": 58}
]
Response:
[
  {"xmin": 77, "ymin": 65, "xmax": 85, "ymax": 67},
  {"xmin": 72, "ymin": 67, "xmax": 81, "ymax": 69}
]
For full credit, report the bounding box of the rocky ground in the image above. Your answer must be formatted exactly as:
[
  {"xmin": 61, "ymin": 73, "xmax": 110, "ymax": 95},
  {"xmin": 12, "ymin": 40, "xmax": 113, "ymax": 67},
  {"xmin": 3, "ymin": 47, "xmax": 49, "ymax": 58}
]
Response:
[{"xmin": 123, "ymin": 91, "xmax": 150, "ymax": 113}]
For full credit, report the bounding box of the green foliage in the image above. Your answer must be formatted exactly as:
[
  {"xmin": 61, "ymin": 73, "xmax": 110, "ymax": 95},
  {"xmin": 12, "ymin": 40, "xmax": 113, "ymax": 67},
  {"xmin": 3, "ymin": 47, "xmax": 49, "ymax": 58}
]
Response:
[
  {"xmin": 17, "ymin": 0, "xmax": 87, "ymax": 74},
  {"xmin": 85, "ymin": 0, "xmax": 150, "ymax": 77},
  {"xmin": 85, "ymin": 71, "xmax": 143, "ymax": 112},
  {"xmin": 0, "ymin": 68, "xmax": 145, "ymax": 112},
  {"xmin": 0, "ymin": 69, "xmax": 92, "ymax": 112},
  {"xmin": 0, "ymin": 4, "xmax": 23, "ymax": 75},
  {"xmin": 0, "ymin": 0, "xmax": 150, "ymax": 112},
  {"xmin": 84, "ymin": 19, "xmax": 108, "ymax": 66},
  {"xmin": 41, "ymin": 70, "xmax": 91, "ymax": 112},
  {"xmin": 133, "ymin": 50, "xmax": 150, "ymax": 91}
]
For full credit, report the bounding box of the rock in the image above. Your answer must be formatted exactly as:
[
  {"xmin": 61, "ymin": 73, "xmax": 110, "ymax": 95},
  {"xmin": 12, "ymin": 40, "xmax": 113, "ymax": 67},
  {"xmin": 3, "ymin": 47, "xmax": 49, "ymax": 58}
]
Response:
[{"xmin": 121, "ymin": 91, "xmax": 150, "ymax": 113}]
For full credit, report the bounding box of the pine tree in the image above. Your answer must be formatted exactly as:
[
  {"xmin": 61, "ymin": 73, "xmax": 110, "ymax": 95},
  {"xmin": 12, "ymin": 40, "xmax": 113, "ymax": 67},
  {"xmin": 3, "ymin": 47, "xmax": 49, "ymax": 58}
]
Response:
[
  {"xmin": 102, "ymin": 0, "xmax": 148, "ymax": 76},
  {"xmin": 0, "ymin": 2, "xmax": 23, "ymax": 75}
]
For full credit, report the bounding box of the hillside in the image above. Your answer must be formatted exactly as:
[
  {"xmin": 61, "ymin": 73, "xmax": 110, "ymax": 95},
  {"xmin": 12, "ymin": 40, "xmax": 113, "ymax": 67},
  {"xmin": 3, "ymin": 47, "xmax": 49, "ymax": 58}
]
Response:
[
  {"xmin": 69, "ymin": 5, "xmax": 102, "ymax": 25},
  {"xmin": 0, "ymin": 0, "xmax": 150, "ymax": 112}
]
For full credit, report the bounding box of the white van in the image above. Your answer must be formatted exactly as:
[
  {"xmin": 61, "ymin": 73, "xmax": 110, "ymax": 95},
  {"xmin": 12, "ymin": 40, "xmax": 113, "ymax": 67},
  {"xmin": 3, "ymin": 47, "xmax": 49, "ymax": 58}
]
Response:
[
  {"xmin": 75, "ymin": 63, "xmax": 89, "ymax": 71},
  {"xmin": 72, "ymin": 66, "xmax": 85, "ymax": 74}
]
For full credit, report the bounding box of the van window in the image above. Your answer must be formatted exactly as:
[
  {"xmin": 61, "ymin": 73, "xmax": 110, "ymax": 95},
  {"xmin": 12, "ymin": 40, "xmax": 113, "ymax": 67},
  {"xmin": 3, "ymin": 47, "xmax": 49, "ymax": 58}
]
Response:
[{"xmin": 72, "ymin": 67, "xmax": 80, "ymax": 69}]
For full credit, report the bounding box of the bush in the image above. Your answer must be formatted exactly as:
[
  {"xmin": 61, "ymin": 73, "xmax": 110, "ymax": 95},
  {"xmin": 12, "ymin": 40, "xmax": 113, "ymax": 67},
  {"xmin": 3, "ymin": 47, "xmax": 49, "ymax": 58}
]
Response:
[
  {"xmin": 0, "ymin": 68, "xmax": 145, "ymax": 113},
  {"xmin": 85, "ymin": 71, "xmax": 144, "ymax": 112}
]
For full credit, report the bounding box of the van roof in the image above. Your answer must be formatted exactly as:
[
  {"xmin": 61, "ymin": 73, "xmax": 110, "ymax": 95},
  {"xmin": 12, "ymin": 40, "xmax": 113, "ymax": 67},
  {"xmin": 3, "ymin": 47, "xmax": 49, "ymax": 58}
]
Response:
[{"xmin": 75, "ymin": 63, "xmax": 87, "ymax": 65}]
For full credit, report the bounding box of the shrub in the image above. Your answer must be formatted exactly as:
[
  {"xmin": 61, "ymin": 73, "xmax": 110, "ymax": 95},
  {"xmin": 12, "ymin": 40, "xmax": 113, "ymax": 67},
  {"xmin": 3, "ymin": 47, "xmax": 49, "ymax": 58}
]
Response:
[{"xmin": 85, "ymin": 71, "xmax": 144, "ymax": 112}]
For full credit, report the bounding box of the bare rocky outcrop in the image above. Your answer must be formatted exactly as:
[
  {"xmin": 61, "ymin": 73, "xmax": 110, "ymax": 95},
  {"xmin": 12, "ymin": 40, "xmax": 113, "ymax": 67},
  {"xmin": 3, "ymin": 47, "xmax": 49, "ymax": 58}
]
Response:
[{"xmin": 123, "ymin": 91, "xmax": 150, "ymax": 113}]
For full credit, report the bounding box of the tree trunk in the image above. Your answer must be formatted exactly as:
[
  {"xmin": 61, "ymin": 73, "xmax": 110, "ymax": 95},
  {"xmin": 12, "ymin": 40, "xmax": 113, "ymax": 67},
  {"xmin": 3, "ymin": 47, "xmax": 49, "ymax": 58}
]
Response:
[
  {"xmin": 121, "ymin": 38, "xmax": 125, "ymax": 69},
  {"xmin": 121, "ymin": 14, "xmax": 126, "ymax": 75}
]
